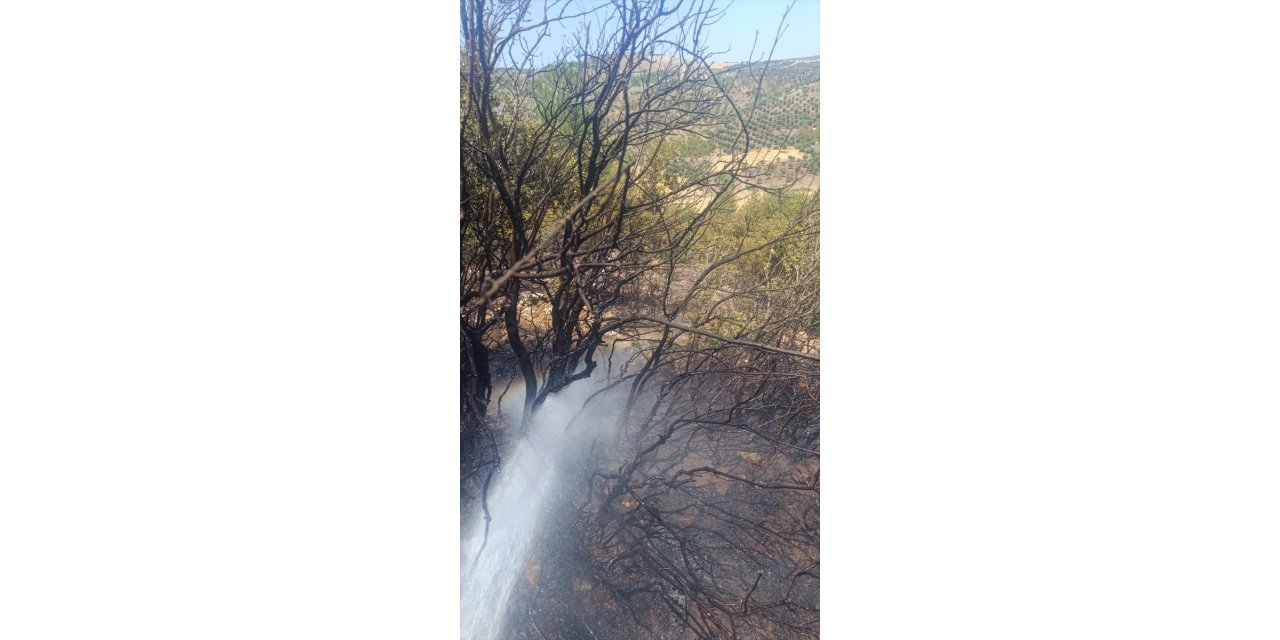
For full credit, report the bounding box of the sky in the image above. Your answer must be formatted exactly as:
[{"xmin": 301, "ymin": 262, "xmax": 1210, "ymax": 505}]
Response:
[
  {"xmin": 497, "ymin": 0, "xmax": 820, "ymax": 66},
  {"xmin": 700, "ymin": 0, "xmax": 820, "ymax": 62}
]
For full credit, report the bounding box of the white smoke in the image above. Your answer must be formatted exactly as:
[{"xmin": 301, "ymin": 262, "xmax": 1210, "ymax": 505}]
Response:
[{"xmin": 460, "ymin": 354, "xmax": 632, "ymax": 640}]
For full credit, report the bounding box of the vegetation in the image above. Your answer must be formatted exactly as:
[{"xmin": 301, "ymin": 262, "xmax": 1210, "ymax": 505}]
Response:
[
  {"xmin": 460, "ymin": 1, "xmax": 819, "ymax": 638},
  {"xmin": 665, "ymin": 57, "xmax": 819, "ymax": 185}
]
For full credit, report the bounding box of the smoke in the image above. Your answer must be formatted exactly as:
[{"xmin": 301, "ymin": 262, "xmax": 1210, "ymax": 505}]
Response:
[{"xmin": 460, "ymin": 355, "xmax": 632, "ymax": 640}]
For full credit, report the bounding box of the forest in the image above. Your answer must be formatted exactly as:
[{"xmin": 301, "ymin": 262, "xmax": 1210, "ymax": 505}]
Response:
[{"xmin": 460, "ymin": 1, "xmax": 820, "ymax": 638}]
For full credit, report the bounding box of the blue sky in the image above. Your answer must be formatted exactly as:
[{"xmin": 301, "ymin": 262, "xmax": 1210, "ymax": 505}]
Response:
[
  {"xmin": 495, "ymin": 0, "xmax": 820, "ymax": 65},
  {"xmin": 700, "ymin": 0, "xmax": 820, "ymax": 62}
]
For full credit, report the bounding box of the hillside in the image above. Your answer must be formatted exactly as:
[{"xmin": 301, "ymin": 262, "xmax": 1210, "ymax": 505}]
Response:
[
  {"xmin": 667, "ymin": 56, "xmax": 820, "ymax": 188},
  {"xmin": 490, "ymin": 55, "xmax": 820, "ymax": 189}
]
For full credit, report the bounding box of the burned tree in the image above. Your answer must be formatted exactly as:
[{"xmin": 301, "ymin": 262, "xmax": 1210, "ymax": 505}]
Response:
[{"xmin": 461, "ymin": 1, "xmax": 819, "ymax": 638}]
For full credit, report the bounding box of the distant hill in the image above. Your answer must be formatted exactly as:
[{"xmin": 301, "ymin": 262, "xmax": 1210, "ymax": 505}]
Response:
[
  {"xmin": 668, "ymin": 56, "xmax": 819, "ymax": 187},
  {"xmin": 488, "ymin": 55, "xmax": 819, "ymax": 187}
]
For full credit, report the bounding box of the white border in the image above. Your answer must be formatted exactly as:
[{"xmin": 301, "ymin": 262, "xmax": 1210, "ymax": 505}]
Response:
[{"xmin": 837, "ymin": 1, "xmax": 1280, "ymax": 637}]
